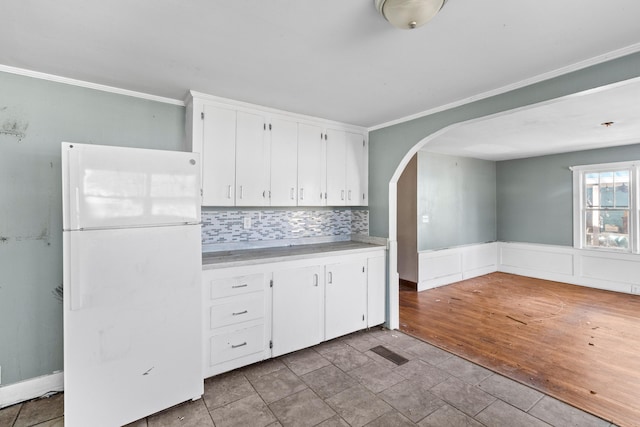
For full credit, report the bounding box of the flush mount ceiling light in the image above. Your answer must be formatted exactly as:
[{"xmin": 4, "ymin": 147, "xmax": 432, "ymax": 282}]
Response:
[{"xmin": 375, "ymin": 0, "xmax": 447, "ymax": 30}]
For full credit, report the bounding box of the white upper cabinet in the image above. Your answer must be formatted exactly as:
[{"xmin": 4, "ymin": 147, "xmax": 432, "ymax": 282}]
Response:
[
  {"xmin": 325, "ymin": 129, "xmax": 368, "ymax": 206},
  {"xmin": 297, "ymin": 123, "xmax": 326, "ymax": 206},
  {"xmin": 325, "ymin": 128, "xmax": 347, "ymax": 206},
  {"xmin": 269, "ymin": 117, "xmax": 298, "ymax": 206},
  {"xmin": 236, "ymin": 111, "xmax": 269, "ymax": 206},
  {"xmin": 186, "ymin": 91, "xmax": 367, "ymax": 207},
  {"xmin": 346, "ymin": 131, "xmax": 367, "ymax": 206},
  {"xmin": 200, "ymin": 104, "xmax": 237, "ymax": 206}
]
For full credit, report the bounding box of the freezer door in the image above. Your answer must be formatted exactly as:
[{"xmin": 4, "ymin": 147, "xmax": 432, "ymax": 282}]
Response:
[
  {"xmin": 63, "ymin": 225, "xmax": 202, "ymax": 427},
  {"xmin": 62, "ymin": 142, "xmax": 201, "ymax": 230}
]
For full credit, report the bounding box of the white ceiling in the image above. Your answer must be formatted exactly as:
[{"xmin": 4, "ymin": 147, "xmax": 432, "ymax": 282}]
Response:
[
  {"xmin": 423, "ymin": 78, "xmax": 640, "ymax": 160},
  {"xmin": 3, "ymin": 1, "xmax": 640, "ymax": 128}
]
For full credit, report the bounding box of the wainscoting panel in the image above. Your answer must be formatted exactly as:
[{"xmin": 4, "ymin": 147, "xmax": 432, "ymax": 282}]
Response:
[
  {"xmin": 498, "ymin": 242, "xmax": 640, "ymax": 294},
  {"xmin": 417, "ymin": 242, "xmax": 640, "ymax": 295},
  {"xmin": 418, "ymin": 243, "xmax": 497, "ymax": 291},
  {"xmin": 498, "ymin": 243, "xmax": 574, "ymax": 277}
]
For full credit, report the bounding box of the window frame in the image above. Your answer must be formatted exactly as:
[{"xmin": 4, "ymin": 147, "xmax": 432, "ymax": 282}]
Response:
[{"xmin": 571, "ymin": 160, "xmax": 639, "ymax": 254}]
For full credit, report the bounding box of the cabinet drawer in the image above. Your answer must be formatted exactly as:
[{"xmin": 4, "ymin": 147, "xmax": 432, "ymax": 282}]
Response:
[
  {"xmin": 210, "ymin": 292, "xmax": 264, "ymax": 329},
  {"xmin": 209, "ymin": 273, "xmax": 264, "ymax": 299},
  {"xmin": 209, "ymin": 324, "xmax": 264, "ymax": 366}
]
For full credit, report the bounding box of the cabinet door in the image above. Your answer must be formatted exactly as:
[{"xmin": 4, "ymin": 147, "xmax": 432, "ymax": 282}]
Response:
[
  {"xmin": 272, "ymin": 265, "xmax": 324, "ymax": 357},
  {"xmin": 201, "ymin": 105, "xmax": 236, "ymax": 206},
  {"xmin": 367, "ymin": 255, "xmax": 386, "ymax": 327},
  {"xmin": 269, "ymin": 117, "xmax": 298, "ymax": 206},
  {"xmin": 297, "ymin": 123, "xmax": 325, "ymax": 206},
  {"xmin": 345, "ymin": 132, "xmax": 367, "ymax": 206},
  {"xmin": 325, "ymin": 129, "xmax": 346, "ymax": 206},
  {"xmin": 236, "ymin": 111, "xmax": 268, "ymax": 206},
  {"xmin": 325, "ymin": 260, "xmax": 367, "ymax": 340}
]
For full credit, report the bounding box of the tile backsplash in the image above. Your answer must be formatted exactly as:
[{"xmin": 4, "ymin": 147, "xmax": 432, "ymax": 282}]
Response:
[{"xmin": 201, "ymin": 208, "xmax": 369, "ymax": 250}]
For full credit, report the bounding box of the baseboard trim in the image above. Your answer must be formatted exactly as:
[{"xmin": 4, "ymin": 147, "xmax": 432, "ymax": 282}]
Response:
[
  {"xmin": 0, "ymin": 372, "xmax": 63, "ymax": 409},
  {"xmin": 399, "ymin": 279, "xmax": 417, "ymax": 290}
]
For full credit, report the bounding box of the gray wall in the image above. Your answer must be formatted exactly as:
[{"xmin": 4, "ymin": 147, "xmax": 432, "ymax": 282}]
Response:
[
  {"xmin": 0, "ymin": 71, "xmax": 184, "ymax": 386},
  {"xmin": 418, "ymin": 152, "xmax": 496, "ymax": 251},
  {"xmin": 369, "ymin": 51, "xmax": 640, "ymax": 239},
  {"xmin": 497, "ymin": 143, "xmax": 640, "ymax": 245},
  {"xmin": 396, "ymin": 154, "xmax": 417, "ymax": 282}
]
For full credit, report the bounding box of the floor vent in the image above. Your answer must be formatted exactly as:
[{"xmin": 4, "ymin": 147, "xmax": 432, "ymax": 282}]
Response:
[{"xmin": 370, "ymin": 345, "xmax": 408, "ymax": 366}]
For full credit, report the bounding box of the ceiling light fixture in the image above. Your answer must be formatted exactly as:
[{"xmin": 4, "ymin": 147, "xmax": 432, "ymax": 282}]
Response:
[{"xmin": 375, "ymin": 0, "xmax": 447, "ymax": 30}]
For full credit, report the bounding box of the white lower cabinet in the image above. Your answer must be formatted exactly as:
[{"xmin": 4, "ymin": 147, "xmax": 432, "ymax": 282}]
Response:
[
  {"xmin": 202, "ymin": 248, "xmax": 386, "ymax": 378},
  {"xmin": 367, "ymin": 255, "xmax": 386, "ymax": 327},
  {"xmin": 325, "ymin": 260, "xmax": 367, "ymax": 341},
  {"xmin": 202, "ymin": 267, "xmax": 271, "ymax": 378},
  {"xmin": 272, "ymin": 265, "xmax": 324, "ymax": 357}
]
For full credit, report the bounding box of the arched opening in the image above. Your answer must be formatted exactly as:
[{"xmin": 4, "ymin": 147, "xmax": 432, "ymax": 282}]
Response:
[{"xmin": 384, "ymin": 75, "xmax": 640, "ymax": 328}]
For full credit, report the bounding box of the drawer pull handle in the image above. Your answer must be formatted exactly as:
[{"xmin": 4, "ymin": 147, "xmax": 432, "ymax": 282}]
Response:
[
  {"xmin": 232, "ymin": 284, "xmax": 248, "ymax": 289},
  {"xmin": 232, "ymin": 342, "xmax": 247, "ymax": 349},
  {"xmin": 232, "ymin": 310, "xmax": 248, "ymax": 316}
]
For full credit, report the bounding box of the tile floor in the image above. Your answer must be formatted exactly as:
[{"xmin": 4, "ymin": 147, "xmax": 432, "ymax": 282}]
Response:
[{"xmin": 0, "ymin": 328, "xmax": 618, "ymax": 427}]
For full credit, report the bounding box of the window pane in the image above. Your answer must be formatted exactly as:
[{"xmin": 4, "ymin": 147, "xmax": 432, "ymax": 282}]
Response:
[
  {"xmin": 614, "ymin": 170, "xmax": 630, "ymax": 208},
  {"xmin": 584, "ymin": 209, "xmax": 629, "ymax": 249},
  {"xmin": 585, "ymin": 170, "xmax": 631, "ymax": 208}
]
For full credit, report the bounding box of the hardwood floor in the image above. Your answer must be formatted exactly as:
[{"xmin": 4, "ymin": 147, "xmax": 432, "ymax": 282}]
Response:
[{"xmin": 399, "ymin": 272, "xmax": 640, "ymax": 427}]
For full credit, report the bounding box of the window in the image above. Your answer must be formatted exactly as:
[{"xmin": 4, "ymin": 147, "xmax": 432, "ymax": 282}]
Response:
[{"xmin": 572, "ymin": 161, "xmax": 638, "ymax": 253}]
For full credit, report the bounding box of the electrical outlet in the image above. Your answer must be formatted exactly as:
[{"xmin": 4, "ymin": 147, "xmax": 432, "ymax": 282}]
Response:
[
  {"xmin": 631, "ymin": 285, "xmax": 640, "ymax": 295},
  {"xmin": 422, "ymin": 215, "xmax": 430, "ymax": 223},
  {"xmin": 243, "ymin": 216, "xmax": 252, "ymax": 229}
]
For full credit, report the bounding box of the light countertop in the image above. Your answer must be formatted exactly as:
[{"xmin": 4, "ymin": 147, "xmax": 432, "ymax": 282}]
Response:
[{"xmin": 202, "ymin": 240, "xmax": 386, "ymax": 269}]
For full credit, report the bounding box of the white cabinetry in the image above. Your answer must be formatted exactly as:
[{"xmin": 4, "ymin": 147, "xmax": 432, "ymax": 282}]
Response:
[
  {"xmin": 235, "ymin": 111, "xmax": 269, "ymax": 206},
  {"xmin": 297, "ymin": 123, "xmax": 326, "ymax": 206},
  {"xmin": 198, "ymin": 104, "xmax": 237, "ymax": 206},
  {"xmin": 202, "ymin": 268, "xmax": 271, "ymax": 378},
  {"xmin": 269, "ymin": 117, "xmax": 299, "ymax": 206},
  {"xmin": 325, "ymin": 129, "xmax": 367, "ymax": 206},
  {"xmin": 325, "ymin": 129, "xmax": 347, "ymax": 206},
  {"xmin": 186, "ymin": 91, "xmax": 368, "ymax": 207},
  {"xmin": 367, "ymin": 255, "xmax": 386, "ymax": 327},
  {"xmin": 325, "ymin": 260, "xmax": 367, "ymax": 341},
  {"xmin": 271, "ymin": 265, "xmax": 324, "ymax": 357},
  {"xmin": 346, "ymin": 131, "xmax": 367, "ymax": 206},
  {"xmin": 202, "ymin": 246, "xmax": 386, "ymax": 378}
]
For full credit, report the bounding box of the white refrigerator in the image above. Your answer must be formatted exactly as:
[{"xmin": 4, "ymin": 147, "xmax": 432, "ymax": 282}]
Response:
[{"xmin": 61, "ymin": 142, "xmax": 203, "ymax": 427}]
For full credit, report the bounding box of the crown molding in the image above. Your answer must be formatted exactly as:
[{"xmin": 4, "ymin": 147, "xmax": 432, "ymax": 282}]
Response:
[
  {"xmin": 368, "ymin": 42, "xmax": 640, "ymax": 132},
  {"xmin": 0, "ymin": 64, "xmax": 184, "ymax": 106}
]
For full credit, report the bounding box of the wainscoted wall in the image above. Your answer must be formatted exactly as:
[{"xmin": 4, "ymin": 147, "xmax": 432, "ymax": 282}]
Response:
[
  {"xmin": 201, "ymin": 208, "xmax": 369, "ymax": 250},
  {"xmin": 418, "ymin": 242, "xmax": 498, "ymax": 291},
  {"xmin": 498, "ymin": 242, "xmax": 640, "ymax": 294},
  {"xmin": 417, "ymin": 241, "xmax": 640, "ymax": 295}
]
